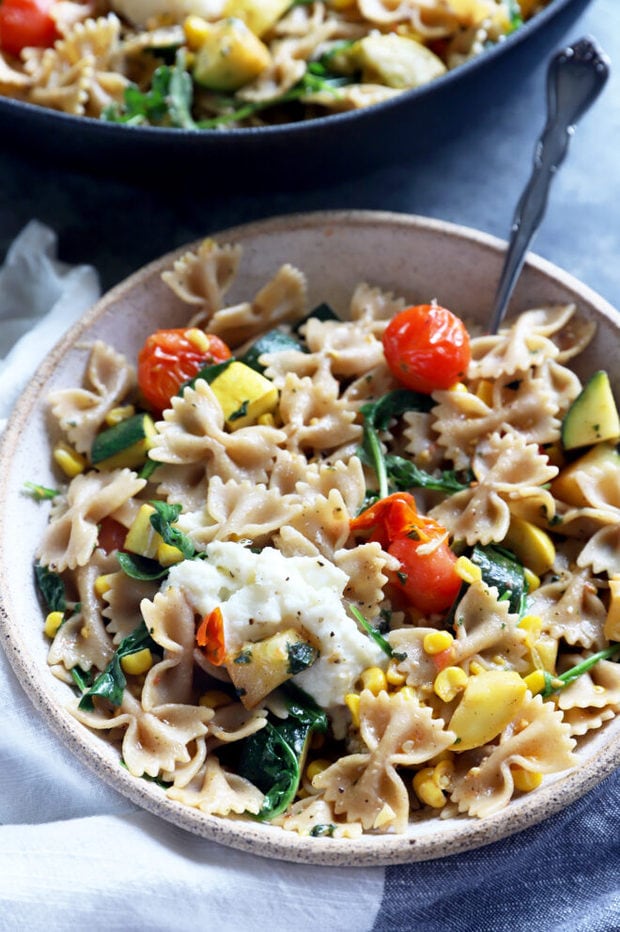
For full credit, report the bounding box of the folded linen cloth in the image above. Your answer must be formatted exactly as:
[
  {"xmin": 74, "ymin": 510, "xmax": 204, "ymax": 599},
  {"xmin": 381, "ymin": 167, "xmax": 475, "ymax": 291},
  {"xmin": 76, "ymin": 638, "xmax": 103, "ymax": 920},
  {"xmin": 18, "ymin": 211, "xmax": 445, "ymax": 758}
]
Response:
[{"xmin": 0, "ymin": 223, "xmax": 617, "ymax": 932}]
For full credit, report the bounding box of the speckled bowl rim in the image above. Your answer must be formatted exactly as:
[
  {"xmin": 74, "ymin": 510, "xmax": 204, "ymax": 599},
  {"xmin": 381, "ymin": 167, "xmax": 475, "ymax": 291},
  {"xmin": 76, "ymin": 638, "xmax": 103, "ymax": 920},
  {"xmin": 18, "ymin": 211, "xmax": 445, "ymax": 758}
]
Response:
[{"xmin": 1, "ymin": 210, "xmax": 618, "ymax": 867}]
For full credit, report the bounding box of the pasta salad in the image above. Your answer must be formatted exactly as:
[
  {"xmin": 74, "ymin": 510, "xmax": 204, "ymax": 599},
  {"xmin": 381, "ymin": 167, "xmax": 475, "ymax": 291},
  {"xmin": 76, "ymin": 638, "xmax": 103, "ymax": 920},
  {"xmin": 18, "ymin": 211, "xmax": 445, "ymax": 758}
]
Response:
[
  {"xmin": 33, "ymin": 238, "xmax": 620, "ymax": 838},
  {"xmin": 1, "ymin": 1, "xmax": 550, "ymax": 129}
]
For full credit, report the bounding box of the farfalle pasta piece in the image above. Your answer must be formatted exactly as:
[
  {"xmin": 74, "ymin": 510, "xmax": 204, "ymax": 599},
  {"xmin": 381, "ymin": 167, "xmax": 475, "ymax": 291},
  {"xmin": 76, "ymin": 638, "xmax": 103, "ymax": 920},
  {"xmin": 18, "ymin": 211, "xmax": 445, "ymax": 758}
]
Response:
[
  {"xmin": 167, "ymin": 755, "xmax": 264, "ymax": 816},
  {"xmin": 451, "ymin": 580, "xmax": 529, "ymax": 673},
  {"xmin": 150, "ymin": 380, "xmax": 286, "ymax": 483},
  {"xmin": 207, "ymin": 703, "xmax": 268, "ymax": 744},
  {"xmin": 556, "ymin": 657, "xmax": 620, "ymax": 732},
  {"xmin": 451, "ymin": 693, "xmax": 576, "ymax": 818},
  {"xmin": 38, "ymin": 468, "xmax": 146, "ymax": 571},
  {"xmin": 302, "ymin": 317, "xmax": 386, "ymax": 377},
  {"xmin": 49, "ymin": 340, "xmax": 136, "ymax": 453},
  {"xmin": 335, "ymin": 541, "xmax": 400, "ymax": 617},
  {"xmin": 140, "ymin": 586, "xmax": 197, "ymax": 706},
  {"xmin": 528, "ymin": 567, "xmax": 607, "ymax": 650},
  {"xmin": 430, "ymin": 431, "xmax": 557, "ymax": 546},
  {"xmin": 314, "ymin": 690, "xmax": 455, "ymax": 832},
  {"xmin": 163, "ymin": 238, "xmax": 242, "ymax": 313},
  {"xmin": 286, "ymin": 486, "xmax": 352, "ymax": 559},
  {"xmin": 273, "ymin": 797, "xmax": 364, "ymax": 838},
  {"xmin": 279, "ymin": 372, "xmax": 361, "ymax": 455},
  {"xmin": 349, "ymin": 282, "xmax": 407, "ymax": 325},
  {"xmin": 102, "ymin": 571, "xmax": 159, "ymax": 645}
]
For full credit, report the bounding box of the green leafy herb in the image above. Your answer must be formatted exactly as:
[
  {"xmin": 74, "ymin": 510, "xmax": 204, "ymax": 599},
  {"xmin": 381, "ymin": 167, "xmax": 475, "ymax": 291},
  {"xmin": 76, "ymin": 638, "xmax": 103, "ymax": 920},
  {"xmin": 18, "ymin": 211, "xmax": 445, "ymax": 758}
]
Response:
[
  {"xmin": 24, "ymin": 481, "xmax": 60, "ymax": 501},
  {"xmin": 541, "ymin": 643, "xmax": 620, "ymax": 698},
  {"xmin": 471, "ymin": 544, "xmax": 526, "ymax": 615},
  {"xmin": 236, "ymin": 685, "xmax": 328, "ymax": 821},
  {"xmin": 149, "ymin": 500, "xmax": 196, "ymax": 559},
  {"xmin": 350, "ymin": 604, "xmax": 404, "ymax": 661},
  {"xmin": 117, "ymin": 551, "xmax": 170, "ymax": 581},
  {"xmin": 103, "ymin": 51, "xmax": 197, "ymax": 129},
  {"xmin": 229, "ymin": 400, "xmax": 249, "ymax": 422},
  {"xmin": 286, "ymin": 640, "xmax": 319, "ymax": 675},
  {"xmin": 384, "ymin": 456, "xmax": 474, "ymax": 494},
  {"xmin": 77, "ymin": 621, "xmax": 157, "ymax": 710},
  {"xmin": 139, "ymin": 459, "xmax": 160, "ymax": 481},
  {"xmin": 34, "ymin": 563, "xmax": 66, "ymax": 613},
  {"xmin": 309, "ymin": 823, "xmax": 336, "ymax": 838}
]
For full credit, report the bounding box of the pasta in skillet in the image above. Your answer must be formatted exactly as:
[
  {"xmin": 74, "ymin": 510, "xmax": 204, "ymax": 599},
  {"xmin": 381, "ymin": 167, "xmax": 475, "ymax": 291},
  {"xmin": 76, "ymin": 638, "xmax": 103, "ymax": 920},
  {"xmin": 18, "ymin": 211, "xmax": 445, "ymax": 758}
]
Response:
[
  {"xmin": 34, "ymin": 237, "xmax": 620, "ymax": 837},
  {"xmin": 1, "ymin": 1, "xmax": 552, "ymax": 128}
]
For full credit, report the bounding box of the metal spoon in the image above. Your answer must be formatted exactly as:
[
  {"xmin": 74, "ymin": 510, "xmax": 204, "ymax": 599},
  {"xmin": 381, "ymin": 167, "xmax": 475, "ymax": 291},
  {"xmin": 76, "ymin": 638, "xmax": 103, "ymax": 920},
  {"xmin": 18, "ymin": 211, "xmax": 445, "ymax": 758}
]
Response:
[{"xmin": 488, "ymin": 36, "xmax": 610, "ymax": 335}]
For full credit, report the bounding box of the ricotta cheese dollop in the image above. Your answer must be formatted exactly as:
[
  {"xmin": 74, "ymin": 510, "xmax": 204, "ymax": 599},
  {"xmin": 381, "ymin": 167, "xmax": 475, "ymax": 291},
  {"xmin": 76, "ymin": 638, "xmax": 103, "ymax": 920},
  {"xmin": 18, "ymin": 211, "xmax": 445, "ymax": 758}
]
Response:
[{"xmin": 166, "ymin": 541, "xmax": 385, "ymax": 709}]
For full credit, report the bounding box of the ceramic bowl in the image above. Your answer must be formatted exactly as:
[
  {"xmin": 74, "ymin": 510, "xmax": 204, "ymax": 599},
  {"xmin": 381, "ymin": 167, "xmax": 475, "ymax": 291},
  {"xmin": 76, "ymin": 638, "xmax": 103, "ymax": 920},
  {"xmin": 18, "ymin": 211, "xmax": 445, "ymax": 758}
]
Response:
[
  {"xmin": 0, "ymin": 0, "xmax": 591, "ymax": 187},
  {"xmin": 0, "ymin": 209, "xmax": 618, "ymax": 866}
]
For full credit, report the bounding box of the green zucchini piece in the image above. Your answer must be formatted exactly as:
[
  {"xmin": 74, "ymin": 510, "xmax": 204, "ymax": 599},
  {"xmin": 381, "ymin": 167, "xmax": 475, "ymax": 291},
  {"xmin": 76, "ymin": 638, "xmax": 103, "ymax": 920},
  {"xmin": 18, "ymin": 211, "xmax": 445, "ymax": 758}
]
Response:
[
  {"xmin": 91, "ymin": 414, "xmax": 157, "ymax": 471},
  {"xmin": 241, "ymin": 329, "xmax": 307, "ymax": 373},
  {"xmin": 561, "ymin": 370, "xmax": 620, "ymax": 450},
  {"xmin": 293, "ymin": 302, "xmax": 340, "ymax": 333},
  {"xmin": 179, "ymin": 358, "xmax": 234, "ymax": 394}
]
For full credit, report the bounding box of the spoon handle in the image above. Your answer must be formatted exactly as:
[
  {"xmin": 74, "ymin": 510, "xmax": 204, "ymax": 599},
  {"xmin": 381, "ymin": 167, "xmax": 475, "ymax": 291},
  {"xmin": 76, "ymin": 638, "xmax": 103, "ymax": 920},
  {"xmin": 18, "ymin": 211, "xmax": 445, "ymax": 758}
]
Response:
[{"xmin": 488, "ymin": 37, "xmax": 610, "ymax": 335}]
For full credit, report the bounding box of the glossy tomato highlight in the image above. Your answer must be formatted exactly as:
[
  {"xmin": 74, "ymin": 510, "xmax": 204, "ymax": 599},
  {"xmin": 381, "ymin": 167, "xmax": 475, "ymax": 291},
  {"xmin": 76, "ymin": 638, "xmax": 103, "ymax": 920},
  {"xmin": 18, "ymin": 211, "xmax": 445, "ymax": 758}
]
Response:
[{"xmin": 383, "ymin": 303, "xmax": 470, "ymax": 393}]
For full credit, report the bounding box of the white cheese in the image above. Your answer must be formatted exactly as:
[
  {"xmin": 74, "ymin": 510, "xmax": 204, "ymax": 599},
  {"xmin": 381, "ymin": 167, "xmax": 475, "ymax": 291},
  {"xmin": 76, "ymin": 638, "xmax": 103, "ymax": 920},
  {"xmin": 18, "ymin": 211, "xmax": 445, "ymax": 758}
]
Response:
[{"xmin": 166, "ymin": 541, "xmax": 385, "ymax": 708}]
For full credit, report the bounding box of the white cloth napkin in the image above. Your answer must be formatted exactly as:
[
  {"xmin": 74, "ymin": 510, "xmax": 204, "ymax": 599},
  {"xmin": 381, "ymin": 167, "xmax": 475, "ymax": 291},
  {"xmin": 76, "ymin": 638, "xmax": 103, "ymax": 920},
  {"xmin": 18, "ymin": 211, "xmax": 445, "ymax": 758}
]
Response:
[{"xmin": 0, "ymin": 222, "xmax": 384, "ymax": 932}]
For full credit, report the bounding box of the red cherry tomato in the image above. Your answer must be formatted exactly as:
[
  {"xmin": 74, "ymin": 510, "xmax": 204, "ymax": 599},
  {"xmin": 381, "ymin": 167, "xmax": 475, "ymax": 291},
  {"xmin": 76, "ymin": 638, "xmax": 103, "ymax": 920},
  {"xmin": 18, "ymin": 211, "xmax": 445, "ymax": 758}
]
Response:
[
  {"xmin": 137, "ymin": 328, "xmax": 231, "ymax": 415},
  {"xmin": 196, "ymin": 606, "xmax": 226, "ymax": 666},
  {"xmin": 388, "ymin": 535, "xmax": 461, "ymax": 615},
  {"xmin": 382, "ymin": 304, "xmax": 471, "ymax": 394},
  {"xmin": 0, "ymin": 0, "xmax": 58, "ymax": 56},
  {"xmin": 97, "ymin": 517, "xmax": 128, "ymax": 554}
]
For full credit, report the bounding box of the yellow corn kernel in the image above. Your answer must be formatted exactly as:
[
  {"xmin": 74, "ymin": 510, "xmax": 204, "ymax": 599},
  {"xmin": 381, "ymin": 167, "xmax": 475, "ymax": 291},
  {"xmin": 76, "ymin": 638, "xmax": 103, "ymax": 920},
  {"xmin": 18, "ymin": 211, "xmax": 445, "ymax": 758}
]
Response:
[
  {"xmin": 519, "ymin": 614, "xmax": 543, "ymax": 639},
  {"xmin": 306, "ymin": 758, "xmax": 331, "ymax": 784},
  {"xmin": 386, "ymin": 659, "xmax": 407, "ymax": 687},
  {"xmin": 156, "ymin": 541, "xmax": 185, "ymax": 567},
  {"xmin": 434, "ymin": 665, "xmax": 468, "ymax": 702},
  {"xmin": 512, "ymin": 767, "xmax": 543, "ymax": 792},
  {"xmin": 44, "ymin": 611, "xmax": 64, "ymax": 638},
  {"xmin": 449, "ymin": 382, "xmax": 468, "ymax": 393},
  {"xmin": 345, "ymin": 693, "xmax": 360, "ymax": 728},
  {"xmin": 359, "ymin": 666, "xmax": 388, "ymax": 695},
  {"xmin": 184, "ymin": 14, "xmax": 210, "ymax": 49},
  {"xmin": 199, "ymin": 689, "xmax": 233, "ymax": 709},
  {"xmin": 475, "ymin": 379, "xmax": 494, "ymax": 406},
  {"xmin": 94, "ymin": 573, "xmax": 115, "ymax": 597},
  {"xmin": 604, "ymin": 576, "xmax": 620, "ymax": 641},
  {"xmin": 397, "ymin": 686, "xmax": 417, "ymax": 702},
  {"xmin": 523, "ymin": 567, "xmax": 541, "ymax": 593},
  {"xmin": 104, "ymin": 405, "xmax": 135, "ymax": 427},
  {"xmin": 524, "ymin": 669, "xmax": 547, "ymax": 695},
  {"xmin": 423, "ymin": 630, "xmax": 454, "ymax": 655},
  {"xmin": 257, "ymin": 412, "xmax": 276, "ymax": 427},
  {"xmin": 184, "ymin": 327, "xmax": 211, "ymax": 353},
  {"xmin": 53, "ymin": 441, "xmax": 88, "ymax": 478},
  {"xmin": 413, "ymin": 768, "xmax": 446, "ymax": 808},
  {"xmin": 432, "ymin": 758, "xmax": 455, "ymax": 790},
  {"xmin": 468, "ymin": 660, "xmax": 486, "ymax": 676},
  {"xmin": 455, "ymin": 555, "xmax": 482, "ymax": 584},
  {"xmin": 121, "ymin": 648, "xmax": 153, "ymax": 676}
]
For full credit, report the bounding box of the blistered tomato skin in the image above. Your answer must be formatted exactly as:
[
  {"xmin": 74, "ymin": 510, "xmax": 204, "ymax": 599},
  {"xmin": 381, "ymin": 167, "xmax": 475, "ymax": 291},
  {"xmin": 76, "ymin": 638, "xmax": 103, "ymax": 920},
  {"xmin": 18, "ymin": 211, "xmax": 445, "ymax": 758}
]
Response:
[
  {"xmin": 382, "ymin": 304, "xmax": 471, "ymax": 394},
  {"xmin": 0, "ymin": 0, "xmax": 58, "ymax": 56},
  {"xmin": 388, "ymin": 535, "xmax": 461, "ymax": 615}
]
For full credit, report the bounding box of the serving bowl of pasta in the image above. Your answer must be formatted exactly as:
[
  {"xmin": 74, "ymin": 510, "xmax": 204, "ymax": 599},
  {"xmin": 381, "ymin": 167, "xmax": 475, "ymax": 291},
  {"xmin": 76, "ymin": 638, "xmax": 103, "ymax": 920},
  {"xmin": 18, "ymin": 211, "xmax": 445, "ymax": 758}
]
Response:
[
  {"xmin": 1, "ymin": 209, "xmax": 619, "ymax": 866},
  {"xmin": 0, "ymin": 0, "xmax": 591, "ymax": 183}
]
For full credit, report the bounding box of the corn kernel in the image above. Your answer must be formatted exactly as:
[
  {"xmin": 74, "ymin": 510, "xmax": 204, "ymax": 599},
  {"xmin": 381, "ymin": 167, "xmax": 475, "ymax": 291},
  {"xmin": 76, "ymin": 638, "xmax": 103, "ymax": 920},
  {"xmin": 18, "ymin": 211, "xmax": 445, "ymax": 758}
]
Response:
[
  {"xmin": 121, "ymin": 648, "xmax": 153, "ymax": 676},
  {"xmin": 469, "ymin": 660, "xmax": 486, "ymax": 675},
  {"xmin": 523, "ymin": 669, "xmax": 547, "ymax": 695},
  {"xmin": 199, "ymin": 689, "xmax": 232, "ymax": 709},
  {"xmin": 434, "ymin": 665, "xmax": 468, "ymax": 702},
  {"xmin": 432, "ymin": 758, "xmax": 455, "ymax": 790},
  {"xmin": 512, "ymin": 767, "xmax": 543, "ymax": 792},
  {"xmin": 183, "ymin": 14, "xmax": 210, "ymax": 49},
  {"xmin": 257, "ymin": 412, "xmax": 276, "ymax": 427},
  {"xmin": 345, "ymin": 693, "xmax": 360, "ymax": 728},
  {"xmin": 53, "ymin": 441, "xmax": 88, "ymax": 478},
  {"xmin": 386, "ymin": 659, "xmax": 407, "ymax": 687},
  {"xmin": 359, "ymin": 666, "xmax": 388, "ymax": 695},
  {"xmin": 104, "ymin": 405, "xmax": 135, "ymax": 427},
  {"xmin": 475, "ymin": 379, "xmax": 494, "ymax": 406},
  {"xmin": 449, "ymin": 382, "xmax": 468, "ymax": 393},
  {"xmin": 423, "ymin": 630, "xmax": 454, "ymax": 655},
  {"xmin": 306, "ymin": 759, "xmax": 331, "ymax": 783},
  {"xmin": 94, "ymin": 574, "xmax": 115, "ymax": 597},
  {"xmin": 44, "ymin": 611, "xmax": 64, "ymax": 638},
  {"xmin": 184, "ymin": 328, "xmax": 211, "ymax": 353},
  {"xmin": 523, "ymin": 567, "xmax": 541, "ymax": 593},
  {"xmin": 397, "ymin": 686, "xmax": 417, "ymax": 702},
  {"xmin": 455, "ymin": 555, "xmax": 482, "ymax": 584},
  {"xmin": 413, "ymin": 768, "xmax": 446, "ymax": 808},
  {"xmin": 519, "ymin": 614, "xmax": 543, "ymax": 636}
]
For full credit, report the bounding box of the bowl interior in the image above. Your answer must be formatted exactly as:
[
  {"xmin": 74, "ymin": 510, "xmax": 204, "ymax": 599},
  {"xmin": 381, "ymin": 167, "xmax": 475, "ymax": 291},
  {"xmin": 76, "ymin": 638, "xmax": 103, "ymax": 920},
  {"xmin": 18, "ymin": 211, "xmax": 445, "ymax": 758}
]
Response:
[{"xmin": 1, "ymin": 209, "xmax": 618, "ymax": 866}]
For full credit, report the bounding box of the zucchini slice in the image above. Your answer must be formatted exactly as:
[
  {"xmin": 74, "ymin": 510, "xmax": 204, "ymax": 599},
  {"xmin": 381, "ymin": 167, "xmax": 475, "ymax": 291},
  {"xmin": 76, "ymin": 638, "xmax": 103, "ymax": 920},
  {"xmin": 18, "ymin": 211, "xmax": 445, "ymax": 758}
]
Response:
[
  {"xmin": 561, "ymin": 370, "xmax": 620, "ymax": 450},
  {"xmin": 91, "ymin": 413, "xmax": 157, "ymax": 471},
  {"xmin": 241, "ymin": 329, "xmax": 307, "ymax": 373}
]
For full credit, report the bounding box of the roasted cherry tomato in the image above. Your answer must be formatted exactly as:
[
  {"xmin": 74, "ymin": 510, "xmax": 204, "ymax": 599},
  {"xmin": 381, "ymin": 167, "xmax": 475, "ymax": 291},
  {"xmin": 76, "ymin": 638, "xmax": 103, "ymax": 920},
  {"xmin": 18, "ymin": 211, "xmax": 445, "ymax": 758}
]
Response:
[
  {"xmin": 382, "ymin": 304, "xmax": 471, "ymax": 394},
  {"xmin": 196, "ymin": 606, "xmax": 226, "ymax": 666},
  {"xmin": 97, "ymin": 517, "xmax": 128, "ymax": 554},
  {"xmin": 350, "ymin": 491, "xmax": 460, "ymax": 615},
  {"xmin": 137, "ymin": 328, "xmax": 231, "ymax": 415},
  {"xmin": 0, "ymin": 0, "xmax": 58, "ymax": 56}
]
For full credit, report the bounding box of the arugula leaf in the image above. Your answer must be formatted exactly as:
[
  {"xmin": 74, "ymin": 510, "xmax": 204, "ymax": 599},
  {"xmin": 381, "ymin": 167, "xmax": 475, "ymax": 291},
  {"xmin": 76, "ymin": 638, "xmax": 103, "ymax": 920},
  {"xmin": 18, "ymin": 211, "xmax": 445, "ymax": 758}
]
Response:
[
  {"xmin": 471, "ymin": 544, "xmax": 527, "ymax": 615},
  {"xmin": 384, "ymin": 455, "xmax": 474, "ymax": 494},
  {"xmin": 541, "ymin": 643, "xmax": 620, "ymax": 698},
  {"xmin": 350, "ymin": 604, "xmax": 404, "ymax": 661},
  {"xmin": 117, "ymin": 551, "xmax": 170, "ymax": 581},
  {"xmin": 77, "ymin": 621, "xmax": 157, "ymax": 710},
  {"xmin": 149, "ymin": 500, "xmax": 196, "ymax": 559},
  {"xmin": 24, "ymin": 481, "xmax": 60, "ymax": 501},
  {"xmin": 34, "ymin": 563, "xmax": 66, "ymax": 613},
  {"xmin": 235, "ymin": 684, "xmax": 328, "ymax": 821},
  {"xmin": 103, "ymin": 51, "xmax": 197, "ymax": 129}
]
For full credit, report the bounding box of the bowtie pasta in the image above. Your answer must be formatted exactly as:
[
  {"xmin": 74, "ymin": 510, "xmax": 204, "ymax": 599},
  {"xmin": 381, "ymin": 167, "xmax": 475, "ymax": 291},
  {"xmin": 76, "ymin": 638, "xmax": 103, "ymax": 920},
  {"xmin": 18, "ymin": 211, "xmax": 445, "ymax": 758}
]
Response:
[
  {"xmin": 1, "ymin": 1, "xmax": 550, "ymax": 128},
  {"xmin": 34, "ymin": 238, "xmax": 620, "ymax": 838}
]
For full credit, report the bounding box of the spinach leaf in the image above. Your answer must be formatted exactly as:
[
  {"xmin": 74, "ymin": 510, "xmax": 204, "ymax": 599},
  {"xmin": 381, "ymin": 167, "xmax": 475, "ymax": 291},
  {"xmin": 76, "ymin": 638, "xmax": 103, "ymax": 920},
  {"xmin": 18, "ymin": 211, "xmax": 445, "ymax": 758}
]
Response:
[
  {"xmin": 236, "ymin": 685, "xmax": 328, "ymax": 821},
  {"xmin": 77, "ymin": 621, "xmax": 157, "ymax": 710},
  {"xmin": 34, "ymin": 563, "xmax": 66, "ymax": 613},
  {"xmin": 149, "ymin": 500, "xmax": 197, "ymax": 559},
  {"xmin": 117, "ymin": 551, "xmax": 170, "ymax": 581},
  {"xmin": 471, "ymin": 544, "xmax": 527, "ymax": 615}
]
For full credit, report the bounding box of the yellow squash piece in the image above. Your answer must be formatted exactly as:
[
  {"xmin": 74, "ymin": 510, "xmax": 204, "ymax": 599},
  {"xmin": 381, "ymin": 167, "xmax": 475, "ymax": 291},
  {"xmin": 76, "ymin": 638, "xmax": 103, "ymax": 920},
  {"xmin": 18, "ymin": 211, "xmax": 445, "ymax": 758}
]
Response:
[
  {"xmin": 226, "ymin": 627, "xmax": 318, "ymax": 709},
  {"xmin": 551, "ymin": 441, "xmax": 620, "ymax": 507},
  {"xmin": 502, "ymin": 516, "xmax": 556, "ymax": 577},
  {"xmin": 223, "ymin": 0, "xmax": 291, "ymax": 37},
  {"xmin": 449, "ymin": 670, "xmax": 527, "ymax": 751},
  {"xmin": 209, "ymin": 360, "xmax": 278, "ymax": 429},
  {"xmin": 192, "ymin": 17, "xmax": 271, "ymax": 91},
  {"xmin": 355, "ymin": 33, "xmax": 446, "ymax": 90},
  {"xmin": 604, "ymin": 576, "xmax": 620, "ymax": 642}
]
